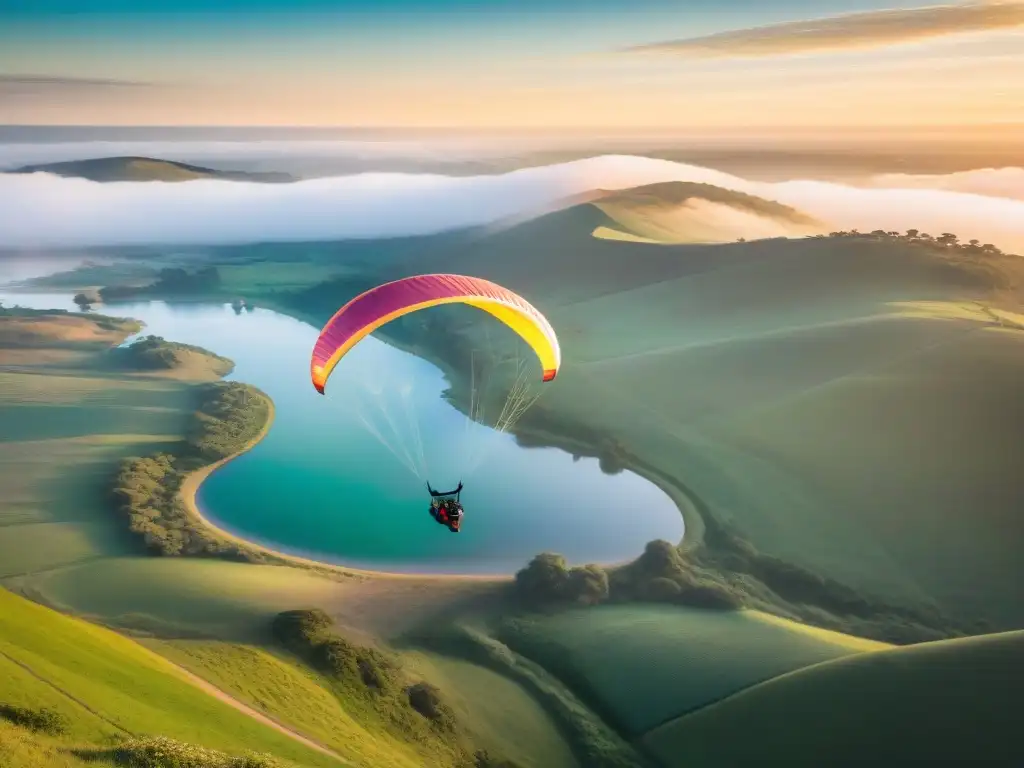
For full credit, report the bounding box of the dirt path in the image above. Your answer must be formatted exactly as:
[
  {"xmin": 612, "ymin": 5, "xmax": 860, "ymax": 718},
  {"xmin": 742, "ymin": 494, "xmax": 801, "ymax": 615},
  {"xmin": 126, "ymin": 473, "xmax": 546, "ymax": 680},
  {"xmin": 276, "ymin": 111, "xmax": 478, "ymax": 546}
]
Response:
[
  {"xmin": 161, "ymin": 659, "xmax": 349, "ymax": 764},
  {"xmin": 1, "ymin": 645, "xmax": 348, "ymax": 765}
]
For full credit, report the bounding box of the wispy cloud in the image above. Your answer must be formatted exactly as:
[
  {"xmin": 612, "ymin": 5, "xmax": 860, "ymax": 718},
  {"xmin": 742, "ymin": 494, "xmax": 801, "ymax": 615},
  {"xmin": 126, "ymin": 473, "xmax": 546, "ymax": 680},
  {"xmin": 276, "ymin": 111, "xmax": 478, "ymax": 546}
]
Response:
[
  {"xmin": 624, "ymin": 2, "xmax": 1024, "ymax": 59},
  {"xmin": 0, "ymin": 75, "xmax": 154, "ymax": 90},
  {"xmin": 0, "ymin": 75, "xmax": 158, "ymax": 104}
]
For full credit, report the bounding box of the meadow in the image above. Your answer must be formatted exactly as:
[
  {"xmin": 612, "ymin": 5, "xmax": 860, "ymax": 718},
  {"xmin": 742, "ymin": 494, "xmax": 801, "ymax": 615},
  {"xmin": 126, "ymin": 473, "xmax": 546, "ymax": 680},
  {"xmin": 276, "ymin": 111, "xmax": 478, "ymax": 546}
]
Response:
[
  {"xmin": 495, "ymin": 605, "xmax": 889, "ymax": 736},
  {"xmin": 5, "ymin": 187, "xmax": 1024, "ymax": 767},
  {"xmin": 640, "ymin": 630, "xmax": 1024, "ymax": 768},
  {"xmin": 0, "ymin": 588, "xmax": 338, "ymax": 767},
  {"xmin": 274, "ymin": 205, "xmax": 1024, "ymax": 633},
  {"xmin": 0, "ymin": 309, "xmax": 580, "ymax": 768}
]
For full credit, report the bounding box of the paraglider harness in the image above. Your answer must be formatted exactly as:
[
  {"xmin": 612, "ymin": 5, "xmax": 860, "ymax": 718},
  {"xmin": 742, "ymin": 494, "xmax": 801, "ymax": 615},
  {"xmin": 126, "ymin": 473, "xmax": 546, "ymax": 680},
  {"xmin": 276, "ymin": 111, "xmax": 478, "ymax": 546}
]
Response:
[{"xmin": 427, "ymin": 481, "xmax": 464, "ymax": 533}]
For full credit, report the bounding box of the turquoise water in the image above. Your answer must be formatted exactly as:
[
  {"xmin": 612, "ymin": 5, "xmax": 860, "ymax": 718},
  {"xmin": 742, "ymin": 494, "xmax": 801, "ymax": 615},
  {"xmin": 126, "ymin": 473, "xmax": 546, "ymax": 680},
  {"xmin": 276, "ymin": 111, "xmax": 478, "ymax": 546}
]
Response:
[{"xmin": 0, "ymin": 291, "xmax": 684, "ymax": 574}]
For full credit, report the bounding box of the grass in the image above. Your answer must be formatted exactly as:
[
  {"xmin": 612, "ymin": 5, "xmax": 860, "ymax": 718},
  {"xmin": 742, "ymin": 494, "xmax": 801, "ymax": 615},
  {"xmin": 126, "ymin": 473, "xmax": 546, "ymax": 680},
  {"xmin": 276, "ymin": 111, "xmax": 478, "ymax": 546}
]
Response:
[
  {"xmin": 0, "ymin": 312, "xmax": 249, "ymax": 579},
  {"xmin": 415, "ymin": 624, "xmax": 647, "ymax": 768},
  {"xmin": 640, "ymin": 630, "xmax": 1024, "ymax": 767},
  {"xmin": 402, "ymin": 650, "xmax": 579, "ymax": 768},
  {"xmin": 0, "ymin": 588, "xmax": 339, "ymax": 767},
  {"xmin": 0, "ymin": 651, "xmax": 120, "ymax": 743},
  {"xmin": 146, "ymin": 640, "xmax": 430, "ymax": 768},
  {"xmin": 0, "ymin": 720, "xmax": 118, "ymax": 768},
  {"xmin": 282, "ymin": 209, "xmax": 1024, "ymax": 632},
  {"xmin": 497, "ymin": 605, "xmax": 888, "ymax": 737},
  {"xmin": 11, "ymin": 558, "xmax": 348, "ymax": 641},
  {"xmin": 591, "ymin": 182, "xmax": 819, "ymax": 244},
  {"xmin": 0, "ymin": 341, "xmax": 200, "ymax": 578}
]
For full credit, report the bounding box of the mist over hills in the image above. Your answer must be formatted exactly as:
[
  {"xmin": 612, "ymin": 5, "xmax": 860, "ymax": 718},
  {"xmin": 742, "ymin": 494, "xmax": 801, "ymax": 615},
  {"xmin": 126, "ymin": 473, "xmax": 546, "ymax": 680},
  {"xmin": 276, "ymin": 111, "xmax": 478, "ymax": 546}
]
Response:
[
  {"xmin": 2, "ymin": 154, "xmax": 1024, "ymax": 252},
  {"xmin": 10, "ymin": 156, "xmax": 293, "ymax": 183}
]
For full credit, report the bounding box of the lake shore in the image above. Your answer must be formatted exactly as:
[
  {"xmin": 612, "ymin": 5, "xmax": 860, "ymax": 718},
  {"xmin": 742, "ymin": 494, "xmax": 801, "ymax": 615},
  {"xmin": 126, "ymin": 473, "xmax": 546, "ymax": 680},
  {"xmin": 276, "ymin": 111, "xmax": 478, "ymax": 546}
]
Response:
[{"xmin": 177, "ymin": 388, "xmax": 507, "ymax": 584}]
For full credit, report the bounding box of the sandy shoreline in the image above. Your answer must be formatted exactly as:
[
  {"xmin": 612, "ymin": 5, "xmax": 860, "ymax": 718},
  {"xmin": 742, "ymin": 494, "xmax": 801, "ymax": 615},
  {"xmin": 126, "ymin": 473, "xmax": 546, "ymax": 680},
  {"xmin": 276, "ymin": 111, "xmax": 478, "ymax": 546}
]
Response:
[{"xmin": 176, "ymin": 391, "xmax": 506, "ymax": 583}]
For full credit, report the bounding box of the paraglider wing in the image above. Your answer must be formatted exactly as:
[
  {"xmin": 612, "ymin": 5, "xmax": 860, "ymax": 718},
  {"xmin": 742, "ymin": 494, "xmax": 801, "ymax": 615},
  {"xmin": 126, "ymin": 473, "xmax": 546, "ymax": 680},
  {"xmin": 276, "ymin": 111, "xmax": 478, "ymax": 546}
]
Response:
[{"xmin": 310, "ymin": 274, "xmax": 561, "ymax": 395}]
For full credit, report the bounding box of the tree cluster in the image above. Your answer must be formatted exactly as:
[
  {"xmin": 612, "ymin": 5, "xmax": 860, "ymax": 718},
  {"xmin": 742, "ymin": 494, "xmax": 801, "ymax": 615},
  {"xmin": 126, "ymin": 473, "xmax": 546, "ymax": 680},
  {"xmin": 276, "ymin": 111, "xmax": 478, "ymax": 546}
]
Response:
[
  {"xmin": 114, "ymin": 334, "xmax": 233, "ymax": 372},
  {"xmin": 187, "ymin": 381, "xmax": 270, "ymax": 462},
  {"xmin": 513, "ymin": 528, "xmax": 968, "ymax": 645},
  {"xmin": 819, "ymin": 228, "xmax": 1017, "ymax": 258},
  {"xmin": 513, "ymin": 553, "xmax": 611, "ymax": 608},
  {"xmin": 99, "ymin": 266, "xmax": 222, "ymax": 302},
  {"xmin": 513, "ymin": 544, "xmax": 741, "ymax": 612},
  {"xmin": 109, "ymin": 382, "xmax": 270, "ymax": 560},
  {"xmin": 270, "ymin": 610, "xmax": 462, "ymax": 737}
]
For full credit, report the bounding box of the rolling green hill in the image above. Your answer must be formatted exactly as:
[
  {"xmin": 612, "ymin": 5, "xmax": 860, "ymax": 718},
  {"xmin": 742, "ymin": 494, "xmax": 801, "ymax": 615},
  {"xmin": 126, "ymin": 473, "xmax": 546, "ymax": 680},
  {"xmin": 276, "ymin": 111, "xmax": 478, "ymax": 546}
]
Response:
[
  {"xmin": 0, "ymin": 587, "xmax": 338, "ymax": 767},
  {"xmin": 496, "ymin": 605, "xmax": 889, "ymax": 737},
  {"xmin": 640, "ymin": 630, "xmax": 1024, "ymax": 768},
  {"xmin": 591, "ymin": 181, "xmax": 822, "ymax": 243},
  {"xmin": 10, "ymin": 156, "xmax": 293, "ymax": 183},
  {"xmin": 285, "ymin": 196, "xmax": 1024, "ymax": 633}
]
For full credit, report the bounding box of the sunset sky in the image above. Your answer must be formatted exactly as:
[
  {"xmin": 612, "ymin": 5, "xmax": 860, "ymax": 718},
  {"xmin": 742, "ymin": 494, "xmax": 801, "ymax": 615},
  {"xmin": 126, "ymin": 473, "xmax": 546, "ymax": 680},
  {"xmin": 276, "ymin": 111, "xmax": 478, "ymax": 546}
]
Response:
[{"xmin": 1, "ymin": 0, "xmax": 1022, "ymax": 130}]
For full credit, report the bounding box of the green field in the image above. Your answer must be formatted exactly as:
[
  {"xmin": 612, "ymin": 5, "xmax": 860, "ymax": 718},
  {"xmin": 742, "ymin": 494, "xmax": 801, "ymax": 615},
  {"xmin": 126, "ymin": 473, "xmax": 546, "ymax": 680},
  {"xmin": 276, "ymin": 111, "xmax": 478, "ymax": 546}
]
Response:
[
  {"xmin": 0, "ymin": 315, "xmax": 204, "ymax": 578},
  {"xmin": 0, "ymin": 588, "xmax": 338, "ymax": 767},
  {"xmin": 403, "ymin": 650, "xmax": 579, "ymax": 768},
  {"xmin": 14, "ymin": 558, "xmax": 352, "ymax": 641},
  {"xmin": 0, "ymin": 720, "xmax": 119, "ymax": 768},
  {"xmin": 641, "ymin": 630, "xmax": 1024, "ymax": 768},
  {"xmin": 149, "ymin": 640, "xmax": 432, "ymax": 768},
  {"xmin": 291, "ymin": 210, "xmax": 1024, "ymax": 631},
  {"xmin": 498, "ymin": 605, "xmax": 888, "ymax": 736}
]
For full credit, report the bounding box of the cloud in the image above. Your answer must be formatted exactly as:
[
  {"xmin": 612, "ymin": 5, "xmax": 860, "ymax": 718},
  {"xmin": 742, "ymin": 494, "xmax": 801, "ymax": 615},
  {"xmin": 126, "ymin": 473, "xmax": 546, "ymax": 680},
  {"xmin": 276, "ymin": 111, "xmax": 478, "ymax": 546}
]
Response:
[
  {"xmin": 0, "ymin": 138, "xmax": 532, "ymax": 171},
  {"xmin": 0, "ymin": 155, "xmax": 1023, "ymax": 254},
  {"xmin": 867, "ymin": 167, "xmax": 1024, "ymax": 200},
  {"xmin": 0, "ymin": 75, "xmax": 153, "ymax": 89},
  {"xmin": 625, "ymin": 2, "xmax": 1024, "ymax": 58},
  {"xmin": 0, "ymin": 74, "xmax": 160, "ymax": 106}
]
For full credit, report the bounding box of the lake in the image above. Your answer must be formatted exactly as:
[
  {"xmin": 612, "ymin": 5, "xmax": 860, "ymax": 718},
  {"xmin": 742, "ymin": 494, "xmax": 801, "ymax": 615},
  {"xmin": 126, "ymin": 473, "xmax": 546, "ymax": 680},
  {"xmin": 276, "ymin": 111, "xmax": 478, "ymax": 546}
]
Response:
[{"xmin": 0, "ymin": 290, "xmax": 684, "ymax": 574}]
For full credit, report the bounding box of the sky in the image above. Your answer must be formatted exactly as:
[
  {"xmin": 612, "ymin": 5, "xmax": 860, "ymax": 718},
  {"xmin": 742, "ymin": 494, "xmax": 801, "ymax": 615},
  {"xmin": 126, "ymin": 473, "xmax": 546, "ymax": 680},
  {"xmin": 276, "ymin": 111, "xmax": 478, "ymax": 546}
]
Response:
[{"xmin": 1, "ymin": 0, "xmax": 1023, "ymax": 131}]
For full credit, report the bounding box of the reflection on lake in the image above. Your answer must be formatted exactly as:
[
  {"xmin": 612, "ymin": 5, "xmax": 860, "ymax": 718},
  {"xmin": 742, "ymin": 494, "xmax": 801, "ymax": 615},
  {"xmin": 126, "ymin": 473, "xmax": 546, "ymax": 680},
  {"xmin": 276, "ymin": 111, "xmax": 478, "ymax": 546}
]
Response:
[{"xmin": 0, "ymin": 291, "xmax": 684, "ymax": 574}]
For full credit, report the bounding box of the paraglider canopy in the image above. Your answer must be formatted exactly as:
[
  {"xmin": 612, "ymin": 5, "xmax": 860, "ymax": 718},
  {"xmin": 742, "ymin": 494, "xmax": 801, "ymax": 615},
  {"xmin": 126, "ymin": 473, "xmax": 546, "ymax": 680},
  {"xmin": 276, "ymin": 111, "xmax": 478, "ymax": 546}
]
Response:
[{"xmin": 310, "ymin": 273, "xmax": 561, "ymax": 396}]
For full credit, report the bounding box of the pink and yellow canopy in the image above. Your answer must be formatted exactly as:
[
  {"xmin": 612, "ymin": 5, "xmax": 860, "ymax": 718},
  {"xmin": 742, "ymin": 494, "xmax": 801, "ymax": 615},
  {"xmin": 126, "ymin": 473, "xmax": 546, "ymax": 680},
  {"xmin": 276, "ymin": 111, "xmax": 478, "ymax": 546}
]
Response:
[{"xmin": 310, "ymin": 273, "xmax": 561, "ymax": 395}]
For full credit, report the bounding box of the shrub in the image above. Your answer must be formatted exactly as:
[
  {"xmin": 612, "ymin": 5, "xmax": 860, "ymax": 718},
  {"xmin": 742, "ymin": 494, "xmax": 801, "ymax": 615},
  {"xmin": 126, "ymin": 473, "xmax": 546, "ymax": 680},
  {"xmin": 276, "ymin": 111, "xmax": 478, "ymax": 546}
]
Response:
[
  {"xmin": 474, "ymin": 749, "xmax": 527, "ymax": 768},
  {"xmin": 565, "ymin": 564, "xmax": 610, "ymax": 606},
  {"xmin": 515, "ymin": 554, "xmax": 611, "ymax": 607},
  {"xmin": 108, "ymin": 736, "xmax": 283, "ymax": 768},
  {"xmin": 515, "ymin": 552, "xmax": 570, "ymax": 602},
  {"xmin": 0, "ymin": 704, "xmax": 68, "ymax": 735},
  {"xmin": 270, "ymin": 608, "xmax": 334, "ymax": 649}
]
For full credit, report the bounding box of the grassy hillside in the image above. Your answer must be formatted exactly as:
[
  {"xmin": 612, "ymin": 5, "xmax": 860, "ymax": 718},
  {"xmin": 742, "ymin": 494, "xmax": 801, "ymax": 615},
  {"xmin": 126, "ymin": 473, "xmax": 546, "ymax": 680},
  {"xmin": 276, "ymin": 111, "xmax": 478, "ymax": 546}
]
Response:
[
  {"xmin": 148, "ymin": 640, "xmax": 438, "ymax": 768},
  {"xmin": 641, "ymin": 630, "xmax": 1024, "ymax": 768},
  {"xmin": 591, "ymin": 181, "xmax": 821, "ymax": 244},
  {"xmin": 0, "ymin": 311, "xmax": 200, "ymax": 578},
  {"xmin": 111, "ymin": 334, "xmax": 235, "ymax": 380},
  {"xmin": 403, "ymin": 651, "xmax": 579, "ymax": 768},
  {"xmin": 496, "ymin": 605, "xmax": 888, "ymax": 737},
  {"xmin": 11, "ymin": 156, "xmax": 293, "ymax": 183},
  {"xmin": 283, "ymin": 209, "xmax": 1024, "ymax": 631},
  {"xmin": 0, "ymin": 588, "xmax": 338, "ymax": 767}
]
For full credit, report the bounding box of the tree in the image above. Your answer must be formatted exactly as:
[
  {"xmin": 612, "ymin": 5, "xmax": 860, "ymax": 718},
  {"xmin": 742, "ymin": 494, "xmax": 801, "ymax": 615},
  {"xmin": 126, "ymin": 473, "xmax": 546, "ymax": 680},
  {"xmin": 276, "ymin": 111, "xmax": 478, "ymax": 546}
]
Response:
[
  {"xmin": 73, "ymin": 293, "xmax": 92, "ymax": 310},
  {"xmin": 937, "ymin": 232, "xmax": 959, "ymax": 247},
  {"xmin": 565, "ymin": 564, "xmax": 609, "ymax": 606},
  {"xmin": 515, "ymin": 552, "xmax": 570, "ymax": 603},
  {"xmin": 905, "ymin": 229, "xmax": 919, "ymax": 239}
]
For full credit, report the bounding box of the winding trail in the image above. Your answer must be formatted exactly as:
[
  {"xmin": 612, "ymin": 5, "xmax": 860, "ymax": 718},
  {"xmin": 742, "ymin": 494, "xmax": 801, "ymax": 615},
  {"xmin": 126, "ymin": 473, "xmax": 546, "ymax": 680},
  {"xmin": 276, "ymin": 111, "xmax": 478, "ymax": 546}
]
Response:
[
  {"xmin": 157, "ymin": 656, "xmax": 349, "ymax": 764},
  {"xmin": 0, "ymin": 644, "xmax": 348, "ymax": 765}
]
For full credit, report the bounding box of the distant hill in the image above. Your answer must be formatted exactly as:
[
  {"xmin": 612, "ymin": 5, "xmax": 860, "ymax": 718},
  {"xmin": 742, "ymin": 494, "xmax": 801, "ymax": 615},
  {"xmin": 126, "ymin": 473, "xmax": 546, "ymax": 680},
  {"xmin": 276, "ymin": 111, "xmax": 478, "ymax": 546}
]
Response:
[
  {"xmin": 642, "ymin": 630, "xmax": 1024, "ymax": 767},
  {"xmin": 9, "ymin": 156, "xmax": 293, "ymax": 183},
  {"xmin": 286, "ymin": 201, "xmax": 1024, "ymax": 633},
  {"xmin": 589, "ymin": 181, "xmax": 823, "ymax": 244}
]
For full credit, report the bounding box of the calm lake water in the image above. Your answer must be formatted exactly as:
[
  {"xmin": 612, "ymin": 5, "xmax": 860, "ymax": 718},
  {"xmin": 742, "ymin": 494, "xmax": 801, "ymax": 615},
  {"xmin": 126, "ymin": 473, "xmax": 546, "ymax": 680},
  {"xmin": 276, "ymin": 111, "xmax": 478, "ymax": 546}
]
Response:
[{"xmin": 0, "ymin": 290, "xmax": 684, "ymax": 574}]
